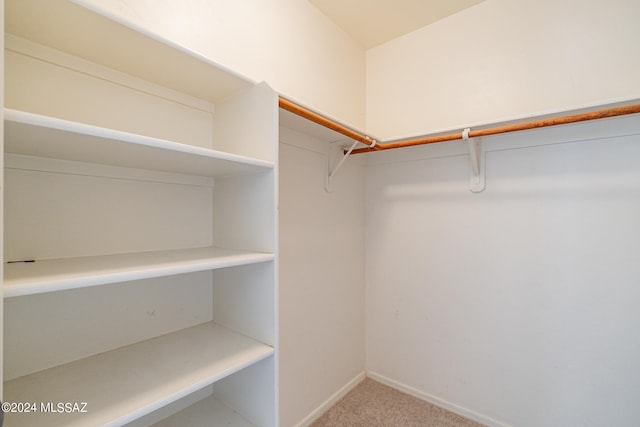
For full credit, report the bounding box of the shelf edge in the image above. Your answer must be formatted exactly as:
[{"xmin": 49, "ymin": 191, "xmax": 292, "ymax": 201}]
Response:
[
  {"xmin": 4, "ymin": 251, "xmax": 275, "ymax": 298},
  {"xmin": 3, "ymin": 321, "xmax": 274, "ymax": 427},
  {"xmin": 4, "ymin": 109, "xmax": 275, "ymax": 170}
]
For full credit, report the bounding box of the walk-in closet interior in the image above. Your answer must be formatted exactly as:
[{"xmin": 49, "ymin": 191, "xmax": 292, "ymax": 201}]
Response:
[{"xmin": 2, "ymin": 0, "xmax": 639, "ymax": 426}]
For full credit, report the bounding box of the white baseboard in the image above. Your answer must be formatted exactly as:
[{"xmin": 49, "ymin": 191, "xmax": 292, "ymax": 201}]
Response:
[
  {"xmin": 366, "ymin": 371, "xmax": 511, "ymax": 427},
  {"xmin": 295, "ymin": 371, "xmax": 367, "ymax": 427}
]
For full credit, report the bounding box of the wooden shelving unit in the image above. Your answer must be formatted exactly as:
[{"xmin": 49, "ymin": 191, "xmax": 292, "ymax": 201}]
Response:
[
  {"xmin": 4, "ymin": 246, "xmax": 274, "ymax": 297},
  {"xmin": 2, "ymin": 0, "xmax": 278, "ymax": 426},
  {"xmin": 4, "ymin": 109, "xmax": 274, "ymax": 177},
  {"xmin": 4, "ymin": 323, "xmax": 273, "ymax": 427}
]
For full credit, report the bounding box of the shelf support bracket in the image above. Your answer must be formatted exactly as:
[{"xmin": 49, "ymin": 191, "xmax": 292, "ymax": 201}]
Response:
[
  {"xmin": 326, "ymin": 137, "xmax": 376, "ymax": 193},
  {"xmin": 463, "ymin": 128, "xmax": 485, "ymax": 193}
]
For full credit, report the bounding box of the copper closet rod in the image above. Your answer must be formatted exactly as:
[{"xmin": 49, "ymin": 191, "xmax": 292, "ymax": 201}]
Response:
[
  {"xmin": 279, "ymin": 97, "xmax": 640, "ymax": 155},
  {"xmin": 279, "ymin": 97, "xmax": 377, "ymax": 147}
]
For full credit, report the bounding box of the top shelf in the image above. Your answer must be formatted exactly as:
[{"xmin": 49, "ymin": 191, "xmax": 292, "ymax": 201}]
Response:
[
  {"xmin": 5, "ymin": 0, "xmax": 253, "ymax": 104},
  {"xmin": 4, "ymin": 109, "xmax": 274, "ymax": 177}
]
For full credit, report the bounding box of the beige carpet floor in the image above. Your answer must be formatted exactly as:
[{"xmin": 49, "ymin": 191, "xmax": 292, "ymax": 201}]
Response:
[{"xmin": 310, "ymin": 378, "xmax": 485, "ymax": 427}]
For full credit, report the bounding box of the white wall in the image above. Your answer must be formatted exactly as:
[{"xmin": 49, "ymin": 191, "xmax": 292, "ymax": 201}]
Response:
[
  {"xmin": 77, "ymin": 0, "xmax": 366, "ymax": 129},
  {"xmin": 366, "ymin": 0, "xmax": 640, "ymax": 140},
  {"xmin": 365, "ymin": 2, "xmax": 640, "ymax": 425},
  {"xmin": 279, "ymin": 126, "xmax": 365, "ymax": 427},
  {"xmin": 364, "ymin": 115, "xmax": 640, "ymax": 427}
]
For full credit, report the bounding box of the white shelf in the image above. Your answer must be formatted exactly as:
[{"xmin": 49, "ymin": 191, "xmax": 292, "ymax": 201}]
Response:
[
  {"xmin": 4, "ymin": 2, "xmax": 278, "ymax": 425},
  {"xmin": 4, "ymin": 109, "xmax": 274, "ymax": 177},
  {"xmin": 3, "ymin": 322, "xmax": 274, "ymax": 427},
  {"xmin": 4, "ymin": 247, "xmax": 274, "ymax": 298},
  {"xmin": 6, "ymin": 0, "xmax": 253, "ymax": 104},
  {"xmin": 153, "ymin": 396, "xmax": 256, "ymax": 427}
]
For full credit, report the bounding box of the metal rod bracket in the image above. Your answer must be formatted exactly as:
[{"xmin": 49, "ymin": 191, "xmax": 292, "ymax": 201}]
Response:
[
  {"xmin": 326, "ymin": 138, "xmax": 377, "ymax": 192},
  {"xmin": 462, "ymin": 128, "xmax": 485, "ymax": 193},
  {"xmin": 326, "ymin": 140, "xmax": 357, "ymax": 193}
]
